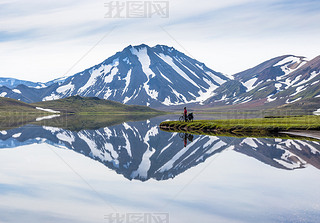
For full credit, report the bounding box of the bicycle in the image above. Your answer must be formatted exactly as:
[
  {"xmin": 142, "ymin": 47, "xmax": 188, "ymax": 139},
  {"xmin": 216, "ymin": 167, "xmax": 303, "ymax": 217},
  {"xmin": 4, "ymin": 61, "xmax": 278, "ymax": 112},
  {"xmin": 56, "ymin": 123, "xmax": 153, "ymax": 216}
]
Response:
[
  {"xmin": 179, "ymin": 114, "xmax": 186, "ymax": 122},
  {"xmin": 179, "ymin": 112, "xmax": 194, "ymax": 122}
]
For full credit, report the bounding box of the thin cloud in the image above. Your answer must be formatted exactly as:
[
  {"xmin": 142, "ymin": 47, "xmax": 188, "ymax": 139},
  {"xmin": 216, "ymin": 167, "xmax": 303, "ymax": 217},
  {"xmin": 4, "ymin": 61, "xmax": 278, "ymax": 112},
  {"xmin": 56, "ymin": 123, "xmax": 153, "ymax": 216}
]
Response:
[{"xmin": 0, "ymin": 0, "xmax": 319, "ymax": 81}]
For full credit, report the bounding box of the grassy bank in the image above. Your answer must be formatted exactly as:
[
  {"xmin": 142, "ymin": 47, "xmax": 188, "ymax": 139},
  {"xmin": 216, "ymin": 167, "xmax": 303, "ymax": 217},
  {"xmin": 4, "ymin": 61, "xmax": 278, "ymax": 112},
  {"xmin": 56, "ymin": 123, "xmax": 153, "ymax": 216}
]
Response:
[
  {"xmin": 32, "ymin": 96, "xmax": 165, "ymax": 114},
  {"xmin": 159, "ymin": 115, "xmax": 320, "ymax": 135},
  {"xmin": 0, "ymin": 96, "xmax": 167, "ymax": 131}
]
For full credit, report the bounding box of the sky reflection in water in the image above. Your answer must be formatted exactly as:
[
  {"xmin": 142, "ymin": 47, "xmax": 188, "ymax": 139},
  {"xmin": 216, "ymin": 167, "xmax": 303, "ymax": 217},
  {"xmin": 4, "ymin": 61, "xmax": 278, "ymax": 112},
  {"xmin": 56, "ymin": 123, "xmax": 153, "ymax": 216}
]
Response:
[{"xmin": 0, "ymin": 115, "xmax": 319, "ymax": 223}]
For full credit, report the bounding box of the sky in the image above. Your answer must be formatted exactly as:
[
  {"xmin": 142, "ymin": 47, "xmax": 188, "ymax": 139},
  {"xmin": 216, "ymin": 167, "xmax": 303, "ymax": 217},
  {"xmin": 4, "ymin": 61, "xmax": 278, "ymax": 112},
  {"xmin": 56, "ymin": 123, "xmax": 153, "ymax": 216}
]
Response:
[{"xmin": 1, "ymin": 0, "xmax": 320, "ymax": 82}]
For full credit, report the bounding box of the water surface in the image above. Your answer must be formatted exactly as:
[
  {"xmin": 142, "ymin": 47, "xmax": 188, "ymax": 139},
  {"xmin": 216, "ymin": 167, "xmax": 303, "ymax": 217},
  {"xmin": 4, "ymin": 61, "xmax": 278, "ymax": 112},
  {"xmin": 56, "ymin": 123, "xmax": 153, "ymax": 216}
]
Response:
[{"xmin": 0, "ymin": 114, "xmax": 319, "ymax": 223}]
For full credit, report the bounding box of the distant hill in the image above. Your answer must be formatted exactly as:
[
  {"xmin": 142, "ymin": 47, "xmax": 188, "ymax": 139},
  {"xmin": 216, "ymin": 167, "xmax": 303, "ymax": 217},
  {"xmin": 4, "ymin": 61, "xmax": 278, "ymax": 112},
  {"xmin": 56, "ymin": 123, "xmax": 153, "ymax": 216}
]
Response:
[
  {"xmin": 0, "ymin": 96, "xmax": 163, "ymax": 130},
  {"xmin": 0, "ymin": 97, "xmax": 53, "ymax": 130},
  {"xmin": 0, "ymin": 97, "xmax": 39, "ymax": 113},
  {"xmin": 32, "ymin": 95, "xmax": 163, "ymax": 114},
  {"xmin": 0, "ymin": 96, "xmax": 162, "ymax": 114}
]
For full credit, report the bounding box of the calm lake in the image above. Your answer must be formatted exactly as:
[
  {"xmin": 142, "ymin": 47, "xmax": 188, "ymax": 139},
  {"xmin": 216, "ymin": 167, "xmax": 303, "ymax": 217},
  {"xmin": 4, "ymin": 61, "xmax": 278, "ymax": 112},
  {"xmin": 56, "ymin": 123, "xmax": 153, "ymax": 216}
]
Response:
[{"xmin": 0, "ymin": 114, "xmax": 319, "ymax": 223}]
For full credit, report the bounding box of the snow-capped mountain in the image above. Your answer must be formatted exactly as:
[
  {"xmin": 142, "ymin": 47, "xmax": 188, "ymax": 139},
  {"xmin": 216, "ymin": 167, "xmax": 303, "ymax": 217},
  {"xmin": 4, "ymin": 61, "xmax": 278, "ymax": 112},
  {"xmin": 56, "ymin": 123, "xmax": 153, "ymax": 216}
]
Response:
[
  {"xmin": 267, "ymin": 55, "xmax": 320, "ymax": 104},
  {"xmin": 2, "ymin": 44, "xmax": 228, "ymax": 107},
  {"xmin": 0, "ymin": 77, "xmax": 47, "ymax": 89},
  {"xmin": 1, "ymin": 47, "xmax": 319, "ymax": 109},
  {"xmin": 206, "ymin": 55, "xmax": 320, "ymax": 108},
  {"xmin": 235, "ymin": 55, "xmax": 307, "ymax": 91},
  {"xmin": 1, "ymin": 118, "xmax": 319, "ymax": 181},
  {"xmin": 0, "ymin": 77, "xmax": 67, "ymax": 103},
  {"xmin": 48, "ymin": 44, "xmax": 229, "ymax": 107}
]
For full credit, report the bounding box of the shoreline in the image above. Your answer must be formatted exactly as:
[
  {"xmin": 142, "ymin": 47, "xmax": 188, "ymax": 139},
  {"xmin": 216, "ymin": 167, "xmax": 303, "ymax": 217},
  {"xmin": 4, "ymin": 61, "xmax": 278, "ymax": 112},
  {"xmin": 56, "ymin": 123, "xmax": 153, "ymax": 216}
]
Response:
[
  {"xmin": 280, "ymin": 130, "xmax": 320, "ymax": 140},
  {"xmin": 159, "ymin": 116, "xmax": 320, "ymax": 140}
]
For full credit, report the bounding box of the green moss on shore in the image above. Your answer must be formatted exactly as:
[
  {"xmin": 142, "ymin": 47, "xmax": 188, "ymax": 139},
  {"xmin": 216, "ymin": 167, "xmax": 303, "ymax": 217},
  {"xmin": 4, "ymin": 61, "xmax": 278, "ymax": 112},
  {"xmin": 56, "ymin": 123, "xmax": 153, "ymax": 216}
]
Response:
[{"xmin": 159, "ymin": 115, "xmax": 320, "ymax": 134}]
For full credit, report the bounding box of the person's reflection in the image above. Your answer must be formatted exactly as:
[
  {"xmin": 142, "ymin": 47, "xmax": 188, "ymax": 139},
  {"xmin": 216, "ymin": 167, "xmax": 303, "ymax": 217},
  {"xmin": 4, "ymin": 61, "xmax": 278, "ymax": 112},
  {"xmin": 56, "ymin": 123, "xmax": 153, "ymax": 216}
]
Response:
[{"xmin": 180, "ymin": 133, "xmax": 193, "ymax": 147}]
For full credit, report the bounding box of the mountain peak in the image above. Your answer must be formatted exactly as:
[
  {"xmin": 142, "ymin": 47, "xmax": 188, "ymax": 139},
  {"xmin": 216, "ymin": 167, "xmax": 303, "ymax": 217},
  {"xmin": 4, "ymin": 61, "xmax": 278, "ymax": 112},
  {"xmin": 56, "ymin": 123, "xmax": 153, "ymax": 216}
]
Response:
[
  {"xmin": 131, "ymin": 43, "xmax": 149, "ymax": 49},
  {"xmin": 122, "ymin": 44, "xmax": 178, "ymax": 54},
  {"xmin": 27, "ymin": 43, "xmax": 228, "ymax": 106},
  {"xmin": 121, "ymin": 44, "xmax": 150, "ymax": 53},
  {"xmin": 154, "ymin": 44, "xmax": 176, "ymax": 52}
]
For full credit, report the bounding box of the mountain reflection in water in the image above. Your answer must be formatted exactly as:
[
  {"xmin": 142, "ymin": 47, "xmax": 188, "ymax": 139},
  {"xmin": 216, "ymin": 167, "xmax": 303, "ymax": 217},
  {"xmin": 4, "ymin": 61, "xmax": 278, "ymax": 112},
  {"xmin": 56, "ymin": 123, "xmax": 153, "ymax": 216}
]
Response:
[{"xmin": 0, "ymin": 116, "xmax": 319, "ymax": 181}]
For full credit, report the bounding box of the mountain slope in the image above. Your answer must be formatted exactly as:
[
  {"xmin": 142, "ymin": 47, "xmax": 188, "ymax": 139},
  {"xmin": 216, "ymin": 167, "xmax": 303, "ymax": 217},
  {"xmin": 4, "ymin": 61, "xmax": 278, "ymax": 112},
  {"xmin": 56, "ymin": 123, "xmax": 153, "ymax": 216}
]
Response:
[
  {"xmin": 205, "ymin": 54, "xmax": 320, "ymax": 109},
  {"xmin": 267, "ymin": 56, "xmax": 320, "ymax": 104},
  {"xmin": 40, "ymin": 44, "xmax": 229, "ymax": 107},
  {"xmin": 0, "ymin": 44, "xmax": 229, "ymax": 107},
  {"xmin": 0, "ymin": 97, "xmax": 37, "ymax": 112},
  {"xmin": 232, "ymin": 55, "xmax": 308, "ymax": 103},
  {"xmin": 234, "ymin": 55, "xmax": 307, "ymax": 90}
]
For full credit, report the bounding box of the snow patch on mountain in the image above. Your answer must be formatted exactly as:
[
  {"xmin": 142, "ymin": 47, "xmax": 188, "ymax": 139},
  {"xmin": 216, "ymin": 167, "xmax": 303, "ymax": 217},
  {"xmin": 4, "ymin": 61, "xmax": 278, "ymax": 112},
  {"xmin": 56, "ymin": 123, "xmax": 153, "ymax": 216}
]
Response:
[
  {"xmin": 78, "ymin": 59, "xmax": 119, "ymax": 95},
  {"xmin": 157, "ymin": 53, "xmax": 199, "ymax": 88},
  {"xmin": 158, "ymin": 69, "xmax": 172, "ymax": 84},
  {"xmin": 103, "ymin": 88, "xmax": 112, "ymax": 100},
  {"xmin": 172, "ymin": 86, "xmax": 188, "ymax": 102},
  {"xmin": 275, "ymin": 83, "xmax": 282, "ymax": 91},
  {"xmin": 36, "ymin": 107, "xmax": 60, "ymax": 113},
  {"xmin": 104, "ymin": 66, "xmax": 118, "ymax": 84},
  {"xmin": 243, "ymin": 78, "xmax": 257, "ymax": 92},
  {"xmin": 42, "ymin": 93, "xmax": 60, "ymax": 101},
  {"xmin": 12, "ymin": 89, "xmax": 21, "ymax": 94},
  {"xmin": 282, "ymin": 75, "xmax": 302, "ymax": 89},
  {"xmin": 196, "ymin": 78, "xmax": 219, "ymax": 104},
  {"xmin": 131, "ymin": 47, "xmax": 155, "ymax": 78},
  {"xmin": 267, "ymin": 95, "xmax": 277, "ymax": 102},
  {"xmin": 205, "ymin": 71, "xmax": 226, "ymax": 85},
  {"xmin": 131, "ymin": 47, "xmax": 159, "ymax": 100},
  {"xmin": 291, "ymin": 71, "xmax": 319, "ymax": 88},
  {"xmin": 290, "ymin": 86, "xmax": 306, "ymax": 97},
  {"xmin": 122, "ymin": 69, "xmax": 132, "ymax": 95},
  {"xmin": 286, "ymin": 97, "xmax": 301, "ymax": 104},
  {"xmin": 274, "ymin": 56, "xmax": 302, "ymax": 67},
  {"xmin": 56, "ymin": 82, "xmax": 75, "ymax": 94}
]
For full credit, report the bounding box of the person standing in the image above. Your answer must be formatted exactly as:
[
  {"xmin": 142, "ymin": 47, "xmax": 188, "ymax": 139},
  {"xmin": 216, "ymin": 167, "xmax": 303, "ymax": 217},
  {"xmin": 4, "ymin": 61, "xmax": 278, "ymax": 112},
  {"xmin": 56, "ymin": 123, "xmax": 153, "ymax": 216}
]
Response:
[{"xmin": 184, "ymin": 107, "xmax": 187, "ymax": 122}]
